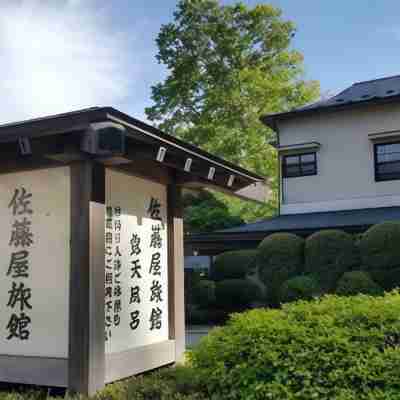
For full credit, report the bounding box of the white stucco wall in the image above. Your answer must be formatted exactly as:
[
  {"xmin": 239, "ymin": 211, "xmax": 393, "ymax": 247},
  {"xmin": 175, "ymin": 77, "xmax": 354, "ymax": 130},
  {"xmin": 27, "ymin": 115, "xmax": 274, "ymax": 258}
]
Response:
[{"xmin": 278, "ymin": 102, "xmax": 400, "ymax": 214}]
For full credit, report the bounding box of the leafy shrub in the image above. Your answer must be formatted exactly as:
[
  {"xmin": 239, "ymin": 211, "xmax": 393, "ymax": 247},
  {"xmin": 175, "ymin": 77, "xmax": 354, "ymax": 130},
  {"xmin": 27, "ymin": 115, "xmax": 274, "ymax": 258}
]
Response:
[
  {"xmin": 369, "ymin": 267, "xmax": 400, "ymax": 291},
  {"xmin": 359, "ymin": 221, "xmax": 400, "ymax": 271},
  {"xmin": 215, "ymin": 279, "xmax": 260, "ymax": 310},
  {"xmin": 336, "ymin": 271, "xmax": 383, "ymax": 296},
  {"xmin": 0, "ymin": 366, "xmax": 208, "ymax": 400},
  {"xmin": 257, "ymin": 233, "xmax": 304, "ymax": 304},
  {"xmin": 279, "ymin": 275, "xmax": 320, "ymax": 303},
  {"xmin": 305, "ymin": 229, "xmax": 358, "ymax": 291},
  {"xmin": 191, "ymin": 280, "xmax": 216, "ymax": 308},
  {"xmin": 190, "ymin": 292, "xmax": 400, "ymax": 400},
  {"xmin": 211, "ymin": 250, "xmax": 257, "ymax": 281},
  {"xmin": 122, "ymin": 366, "xmax": 207, "ymax": 400}
]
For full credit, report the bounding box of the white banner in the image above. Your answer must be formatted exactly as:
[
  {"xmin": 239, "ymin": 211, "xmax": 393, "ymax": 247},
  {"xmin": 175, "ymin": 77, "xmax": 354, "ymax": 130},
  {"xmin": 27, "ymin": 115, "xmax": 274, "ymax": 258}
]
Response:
[
  {"xmin": 0, "ymin": 167, "xmax": 70, "ymax": 358},
  {"xmin": 105, "ymin": 169, "xmax": 169, "ymax": 354}
]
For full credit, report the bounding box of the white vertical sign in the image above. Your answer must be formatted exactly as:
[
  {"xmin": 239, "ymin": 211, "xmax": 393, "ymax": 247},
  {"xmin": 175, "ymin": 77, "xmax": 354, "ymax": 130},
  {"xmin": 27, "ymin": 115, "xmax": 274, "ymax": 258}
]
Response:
[
  {"xmin": 0, "ymin": 167, "xmax": 70, "ymax": 358},
  {"xmin": 105, "ymin": 169, "xmax": 169, "ymax": 354}
]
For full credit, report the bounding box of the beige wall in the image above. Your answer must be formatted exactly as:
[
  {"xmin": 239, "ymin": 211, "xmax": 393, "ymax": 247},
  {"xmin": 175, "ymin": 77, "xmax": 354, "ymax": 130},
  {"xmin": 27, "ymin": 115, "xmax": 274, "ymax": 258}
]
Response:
[{"xmin": 278, "ymin": 103, "xmax": 400, "ymax": 214}]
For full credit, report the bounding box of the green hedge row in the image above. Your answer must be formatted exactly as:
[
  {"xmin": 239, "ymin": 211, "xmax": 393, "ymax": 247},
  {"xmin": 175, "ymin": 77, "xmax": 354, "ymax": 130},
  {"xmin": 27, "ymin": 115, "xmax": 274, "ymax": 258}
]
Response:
[
  {"xmin": 190, "ymin": 291, "xmax": 400, "ymax": 400},
  {"xmin": 189, "ymin": 221, "xmax": 400, "ymax": 316},
  {"xmin": 255, "ymin": 222, "xmax": 400, "ymax": 304}
]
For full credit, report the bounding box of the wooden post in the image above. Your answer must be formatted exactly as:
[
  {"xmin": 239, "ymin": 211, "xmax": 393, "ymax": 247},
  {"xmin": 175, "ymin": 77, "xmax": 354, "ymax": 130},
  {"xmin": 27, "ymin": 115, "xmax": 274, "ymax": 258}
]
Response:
[
  {"xmin": 69, "ymin": 161, "xmax": 105, "ymax": 395},
  {"xmin": 167, "ymin": 184, "xmax": 185, "ymax": 361}
]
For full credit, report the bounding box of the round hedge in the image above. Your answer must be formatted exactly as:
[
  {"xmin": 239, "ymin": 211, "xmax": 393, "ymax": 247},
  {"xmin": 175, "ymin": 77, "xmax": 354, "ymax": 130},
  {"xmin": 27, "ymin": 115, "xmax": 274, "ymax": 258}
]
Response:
[
  {"xmin": 257, "ymin": 233, "xmax": 304, "ymax": 304},
  {"xmin": 305, "ymin": 229, "xmax": 358, "ymax": 291},
  {"xmin": 359, "ymin": 221, "xmax": 400, "ymax": 271},
  {"xmin": 336, "ymin": 271, "xmax": 383, "ymax": 296},
  {"xmin": 190, "ymin": 292, "xmax": 400, "ymax": 400},
  {"xmin": 279, "ymin": 275, "xmax": 320, "ymax": 303},
  {"xmin": 215, "ymin": 279, "xmax": 260, "ymax": 310},
  {"xmin": 369, "ymin": 267, "xmax": 400, "ymax": 291},
  {"xmin": 211, "ymin": 250, "xmax": 257, "ymax": 281},
  {"xmin": 192, "ymin": 279, "xmax": 216, "ymax": 308}
]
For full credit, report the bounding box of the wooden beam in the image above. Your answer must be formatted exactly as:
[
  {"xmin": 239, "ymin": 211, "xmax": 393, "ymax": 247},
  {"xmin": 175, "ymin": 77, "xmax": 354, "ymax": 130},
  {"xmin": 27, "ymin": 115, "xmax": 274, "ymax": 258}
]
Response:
[
  {"xmin": 69, "ymin": 161, "xmax": 91, "ymax": 394},
  {"xmin": 114, "ymin": 158, "xmax": 173, "ymax": 186},
  {"xmin": 167, "ymin": 184, "xmax": 185, "ymax": 361},
  {"xmin": 69, "ymin": 161, "xmax": 105, "ymax": 395}
]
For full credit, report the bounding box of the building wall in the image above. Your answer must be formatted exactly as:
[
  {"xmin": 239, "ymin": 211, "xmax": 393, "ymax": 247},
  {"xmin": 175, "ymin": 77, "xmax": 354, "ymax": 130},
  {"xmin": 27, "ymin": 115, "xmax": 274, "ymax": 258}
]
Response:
[{"xmin": 278, "ymin": 102, "xmax": 400, "ymax": 214}]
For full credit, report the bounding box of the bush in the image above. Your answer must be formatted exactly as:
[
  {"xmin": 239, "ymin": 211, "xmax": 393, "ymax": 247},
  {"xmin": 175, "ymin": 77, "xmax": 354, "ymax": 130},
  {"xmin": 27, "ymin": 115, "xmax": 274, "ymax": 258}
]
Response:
[
  {"xmin": 257, "ymin": 233, "xmax": 304, "ymax": 304},
  {"xmin": 359, "ymin": 221, "xmax": 400, "ymax": 271},
  {"xmin": 369, "ymin": 267, "xmax": 400, "ymax": 291},
  {"xmin": 211, "ymin": 250, "xmax": 257, "ymax": 281},
  {"xmin": 305, "ymin": 229, "xmax": 358, "ymax": 291},
  {"xmin": 122, "ymin": 366, "xmax": 207, "ymax": 400},
  {"xmin": 191, "ymin": 280, "xmax": 216, "ymax": 308},
  {"xmin": 215, "ymin": 279, "xmax": 260, "ymax": 310},
  {"xmin": 336, "ymin": 271, "xmax": 383, "ymax": 296},
  {"xmin": 0, "ymin": 366, "xmax": 208, "ymax": 400},
  {"xmin": 279, "ymin": 275, "xmax": 321, "ymax": 303},
  {"xmin": 190, "ymin": 292, "xmax": 400, "ymax": 400}
]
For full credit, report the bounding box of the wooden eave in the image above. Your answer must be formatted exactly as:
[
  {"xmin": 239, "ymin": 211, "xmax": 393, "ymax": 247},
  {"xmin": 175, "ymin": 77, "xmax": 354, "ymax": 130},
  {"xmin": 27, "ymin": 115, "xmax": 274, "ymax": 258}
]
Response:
[{"xmin": 0, "ymin": 107, "xmax": 265, "ymax": 198}]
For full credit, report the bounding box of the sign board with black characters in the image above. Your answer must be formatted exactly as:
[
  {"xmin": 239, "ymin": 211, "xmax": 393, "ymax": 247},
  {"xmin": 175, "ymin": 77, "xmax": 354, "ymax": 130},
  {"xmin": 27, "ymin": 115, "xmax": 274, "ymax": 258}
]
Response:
[{"xmin": 0, "ymin": 108, "xmax": 264, "ymax": 395}]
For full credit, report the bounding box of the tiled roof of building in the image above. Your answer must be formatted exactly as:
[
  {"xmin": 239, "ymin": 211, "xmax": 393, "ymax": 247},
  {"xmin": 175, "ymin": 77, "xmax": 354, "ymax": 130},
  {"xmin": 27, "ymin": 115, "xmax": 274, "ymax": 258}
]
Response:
[
  {"xmin": 263, "ymin": 74, "xmax": 400, "ymax": 129},
  {"xmin": 218, "ymin": 206, "xmax": 400, "ymax": 234}
]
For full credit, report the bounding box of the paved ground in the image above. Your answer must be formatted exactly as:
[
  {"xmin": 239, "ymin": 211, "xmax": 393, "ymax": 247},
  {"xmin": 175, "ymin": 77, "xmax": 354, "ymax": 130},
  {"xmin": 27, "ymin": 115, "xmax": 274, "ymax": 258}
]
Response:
[{"xmin": 185, "ymin": 325, "xmax": 214, "ymax": 348}]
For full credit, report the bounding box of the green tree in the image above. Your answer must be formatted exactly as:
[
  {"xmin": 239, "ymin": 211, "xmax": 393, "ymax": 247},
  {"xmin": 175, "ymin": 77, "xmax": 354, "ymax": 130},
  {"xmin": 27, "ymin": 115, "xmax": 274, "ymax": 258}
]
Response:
[
  {"xmin": 183, "ymin": 190, "xmax": 243, "ymax": 234},
  {"xmin": 146, "ymin": 0, "xmax": 319, "ymax": 222}
]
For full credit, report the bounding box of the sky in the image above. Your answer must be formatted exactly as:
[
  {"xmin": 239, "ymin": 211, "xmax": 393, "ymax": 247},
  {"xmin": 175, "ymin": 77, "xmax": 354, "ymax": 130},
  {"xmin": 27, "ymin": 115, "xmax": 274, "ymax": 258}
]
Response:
[{"xmin": 1, "ymin": 0, "xmax": 400, "ymax": 123}]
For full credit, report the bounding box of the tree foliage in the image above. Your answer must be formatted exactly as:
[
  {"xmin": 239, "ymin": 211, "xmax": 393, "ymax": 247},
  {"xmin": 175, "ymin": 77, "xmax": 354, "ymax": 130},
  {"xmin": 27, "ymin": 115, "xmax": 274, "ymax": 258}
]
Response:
[
  {"xmin": 183, "ymin": 190, "xmax": 243, "ymax": 233},
  {"xmin": 147, "ymin": 0, "xmax": 320, "ymax": 221}
]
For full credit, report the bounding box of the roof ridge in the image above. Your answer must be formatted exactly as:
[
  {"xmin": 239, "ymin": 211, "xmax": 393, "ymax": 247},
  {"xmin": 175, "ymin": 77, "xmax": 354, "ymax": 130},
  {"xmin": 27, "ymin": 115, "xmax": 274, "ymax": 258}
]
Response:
[
  {"xmin": 0, "ymin": 107, "xmax": 102, "ymax": 129},
  {"xmin": 353, "ymin": 73, "xmax": 400, "ymax": 86}
]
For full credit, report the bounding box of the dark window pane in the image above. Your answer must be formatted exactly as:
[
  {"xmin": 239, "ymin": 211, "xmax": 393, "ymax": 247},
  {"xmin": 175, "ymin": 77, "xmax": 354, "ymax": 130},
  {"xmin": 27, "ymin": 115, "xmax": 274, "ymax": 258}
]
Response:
[
  {"xmin": 377, "ymin": 152, "xmax": 400, "ymax": 163},
  {"xmin": 301, "ymin": 163, "xmax": 316, "ymax": 175},
  {"xmin": 285, "ymin": 155, "xmax": 299, "ymax": 165},
  {"xmin": 377, "ymin": 161, "xmax": 400, "ymax": 174},
  {"xmin": 375, "ymin": 142, "xmax": 400, "ymax": 181},
  {"xmin": 301, "ymin": 153, "xmax": 315, "ymax": 163},
  {"xmin": 379, "ymin": 143, "xmax": 400, "ymax": 154},
  {"xmin": 285, "ymin": 165, "xmax": 301, "ymax": 176}
]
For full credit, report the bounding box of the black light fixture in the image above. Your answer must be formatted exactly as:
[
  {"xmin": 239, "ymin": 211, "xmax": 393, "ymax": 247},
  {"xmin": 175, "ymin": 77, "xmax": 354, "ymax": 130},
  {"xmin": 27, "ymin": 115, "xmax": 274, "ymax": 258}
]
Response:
[
  {"xmin": 18, "ymin": 137, "xmax": 32, "ymax": 156},
  {"xmin": 156, "ymin": 147, "xmax": 167, "ymax": 162},
  {"xmin": 81, "ymin": 122, "xmax": 126, "ymax": 156},
  {"xmin": 207, "ymin": 166, "xmax": 215, "ymax": 180},
  {"xmin": 184, "ymin": 158, "xmax": 192, "ymax": 172}
]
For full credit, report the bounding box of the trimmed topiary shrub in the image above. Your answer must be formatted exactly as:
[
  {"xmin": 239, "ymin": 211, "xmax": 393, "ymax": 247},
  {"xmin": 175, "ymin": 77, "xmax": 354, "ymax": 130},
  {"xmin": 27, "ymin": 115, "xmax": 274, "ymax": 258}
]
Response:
[
  {"xmin": 359, "ymin": 221, "xmax": 400, "ymax": 271},
  {"xmin": 336, "ymin": 271, "xmax": 383, "ymax": 296},
  {"xmin": 257, "ymin": 233, "xmax": 304, "ymax": 304},
  {"xmin": 190, "ymin": 292, "xmax": 400, "ymax": 400},
  {"xmin": 279, "ymin": 275, "xmax": 321, "ymax": 303},
  {"xmin": 305, "ymin": 229, "xmax": 359, "ymax": 291},
  {"xmin": 211, "ymin": 250, "xmax": 257, "ymax": 281},
  {"xmin": 215, "ymin": 279, "xmax": 260, "ymax": 310},
  {"xmin": 191, "ymin": 279, "xmax": 216, "ymax": 308},
  {"xmin": 369, "ymin": 267, "xmax": 400, "ymax": 291}
]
